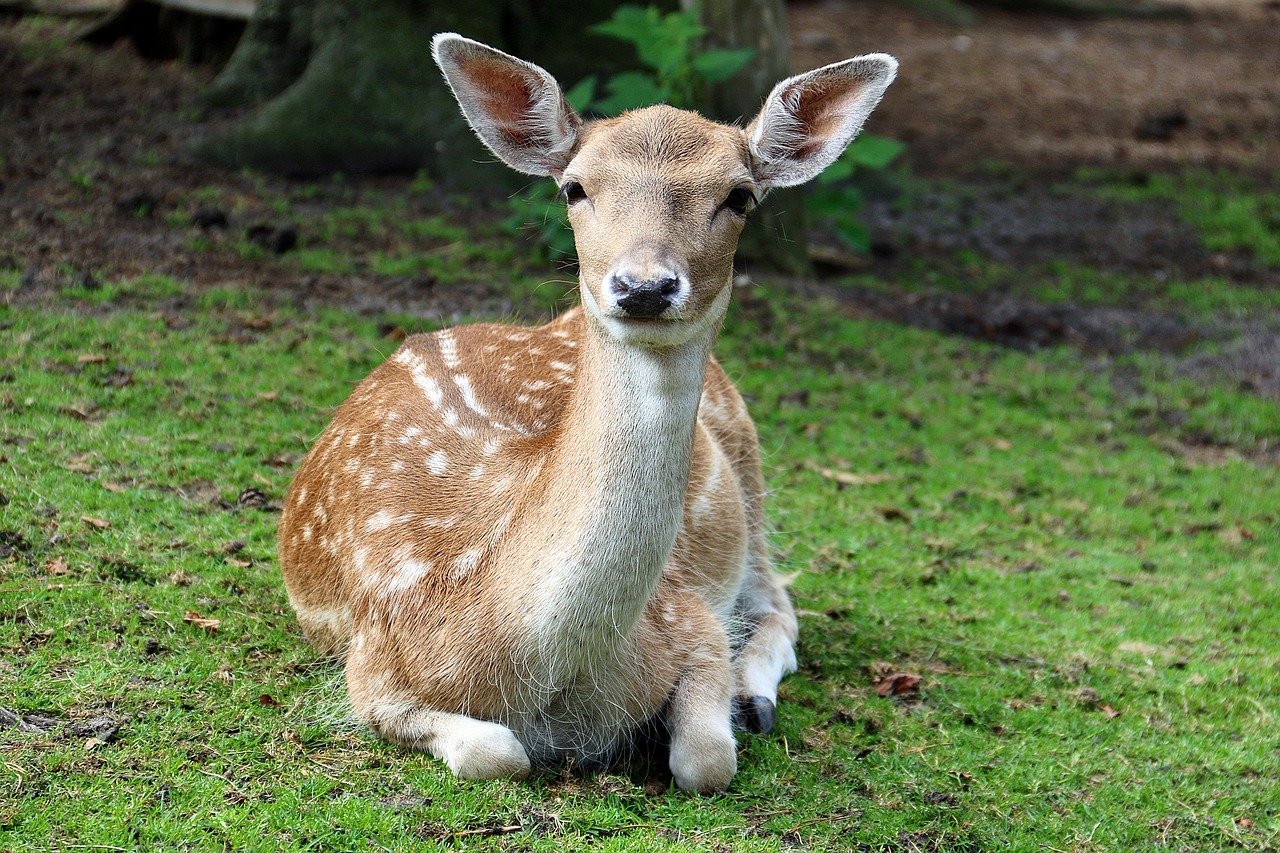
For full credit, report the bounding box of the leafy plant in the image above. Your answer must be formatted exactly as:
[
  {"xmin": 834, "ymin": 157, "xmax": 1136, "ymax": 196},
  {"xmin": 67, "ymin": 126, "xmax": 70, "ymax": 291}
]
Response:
[
  {"xmin": 805, "ymin": 133, "xmax": 906, "ymax": 253},
  {"xmin": 581, "ymin": 4, "xmax": 755, "ymax": 113}
]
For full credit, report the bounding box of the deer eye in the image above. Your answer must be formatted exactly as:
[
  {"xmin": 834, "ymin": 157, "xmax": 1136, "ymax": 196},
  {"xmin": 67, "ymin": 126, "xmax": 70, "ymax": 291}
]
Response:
[
  {"xmin": 558, "ymin": 180, "xmax": 588, "ymax": 204},
  {"xmin": 723, "ymin": 187, "xmax": 756, "ymax": 216}
]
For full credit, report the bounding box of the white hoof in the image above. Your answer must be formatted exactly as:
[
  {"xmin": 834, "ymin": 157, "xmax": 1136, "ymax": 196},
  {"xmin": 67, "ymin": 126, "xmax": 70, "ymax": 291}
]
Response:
[
  {"xmin": 670, "ymin": 729, "xmax": 737, "ymax": 792},
  {"xmin": 440, "ymin": 719, "xmax": 531, "ymax": 781}
]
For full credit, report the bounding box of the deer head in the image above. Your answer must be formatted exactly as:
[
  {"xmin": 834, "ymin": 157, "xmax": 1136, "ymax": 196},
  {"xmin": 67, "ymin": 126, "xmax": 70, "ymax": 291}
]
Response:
[{"xmin": 432, "ymin": 34, "xmax": 897, "ymax": 349}]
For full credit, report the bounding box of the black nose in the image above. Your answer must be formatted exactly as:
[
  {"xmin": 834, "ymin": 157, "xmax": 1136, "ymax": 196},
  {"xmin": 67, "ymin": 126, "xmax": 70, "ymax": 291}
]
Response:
[{"xmin": 611, "ymin": 274, "xmax": 679, "ymax": 318}]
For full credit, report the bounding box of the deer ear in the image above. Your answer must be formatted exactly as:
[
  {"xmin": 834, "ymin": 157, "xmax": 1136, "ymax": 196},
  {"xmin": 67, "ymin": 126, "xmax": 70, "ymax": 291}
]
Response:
[
  {"xmin": 431, "ymin": 33, "xmax": 582, "ymax": 178},
  {"xmin": 747, "ymin": 54, "xmax": 897, "ymax": 190}
]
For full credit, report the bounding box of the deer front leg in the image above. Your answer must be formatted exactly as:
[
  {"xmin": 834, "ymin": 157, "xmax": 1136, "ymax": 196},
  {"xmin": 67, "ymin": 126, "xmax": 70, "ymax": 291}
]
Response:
[
  {"xmin": 731, "ymin": 547, "xmax": 799, "ymax": 734},
  {"xmin": 663, "ymin": 606, "xmax": 738, "ymax": 792}
]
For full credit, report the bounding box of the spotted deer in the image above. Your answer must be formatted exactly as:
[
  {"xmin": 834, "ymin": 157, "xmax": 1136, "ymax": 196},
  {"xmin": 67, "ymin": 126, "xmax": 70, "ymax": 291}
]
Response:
[{"xmin": 278, "ymin": 33, "xmax": 896, "ymax": 792}]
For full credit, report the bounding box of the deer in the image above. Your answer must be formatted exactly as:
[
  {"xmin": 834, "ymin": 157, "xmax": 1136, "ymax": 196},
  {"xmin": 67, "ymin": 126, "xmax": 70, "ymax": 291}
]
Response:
[{"xmin": 277, "ymin": 32, "xmax": 896, "ymax": 792}]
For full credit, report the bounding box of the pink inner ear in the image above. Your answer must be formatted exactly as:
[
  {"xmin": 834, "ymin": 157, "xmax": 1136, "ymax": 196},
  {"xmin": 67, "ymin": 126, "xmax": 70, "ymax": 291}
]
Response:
[
  {"xmin": 787, "ymin": 77, "xmax": 859, "ymax": 149},
  {"xmin": 459, "ymin": 53, "xmax": 542, "ymax": 130}
]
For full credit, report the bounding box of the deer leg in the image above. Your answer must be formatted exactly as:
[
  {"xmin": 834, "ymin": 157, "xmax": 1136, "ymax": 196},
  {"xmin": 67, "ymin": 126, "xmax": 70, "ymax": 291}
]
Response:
[
  {"xmin": 664, "ymin": 606, "xmax": 738, "ymax": 792},
  {"xmin": 731, "ymin": 546, "xmax": 798, "ymax": 734},
  {"xmin": 346, "ymin": 650, "xmax": 530, "ymax": 781}
]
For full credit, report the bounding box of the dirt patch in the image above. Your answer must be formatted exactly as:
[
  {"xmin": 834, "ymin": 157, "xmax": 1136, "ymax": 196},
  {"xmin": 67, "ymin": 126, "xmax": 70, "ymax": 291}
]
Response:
[{"xmin": 792, "ymin": 0, "xmax": 1280, "ymax": 177}]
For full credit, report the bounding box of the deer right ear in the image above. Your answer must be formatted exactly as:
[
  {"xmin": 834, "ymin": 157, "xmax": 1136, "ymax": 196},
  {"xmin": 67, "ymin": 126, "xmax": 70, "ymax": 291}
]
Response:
[
  {"xmin": 431, "ymin": 33, "xmax": 582, "ymax": 178},
  {"xmin": 747, "ymin": 54, "xmax": 898, "ymax": 190}
]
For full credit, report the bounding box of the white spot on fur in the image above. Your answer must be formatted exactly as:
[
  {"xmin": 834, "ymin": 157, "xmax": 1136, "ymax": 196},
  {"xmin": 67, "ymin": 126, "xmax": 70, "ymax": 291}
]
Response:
[
  {"xmin": 427, "ymin": 450, "xmax": 449, "ymax": 476},
  {"xmin": 438, "ymin": 329, "xmax": 460, "ymax": 368},
  {"xmin": 365, "ymin": 510, "xmax": 414, "ymax": 533},
  {"xmin": 393, "ymin": 348, "xmax": 422, "ymax": 369},
  {"xmin": 412, "ymin": 367, "xmax": 444, "ymax": 408},
  {"xmin": 450, "ymin": 547, "xmax": 484, "ymax": 580},
  {"xmin": 382, "ymin": 558, "xmax": 435, "ymax": 595},
  {"xmin": 454, "ymin": 374, "xmax": 490, "ymax": 418}
]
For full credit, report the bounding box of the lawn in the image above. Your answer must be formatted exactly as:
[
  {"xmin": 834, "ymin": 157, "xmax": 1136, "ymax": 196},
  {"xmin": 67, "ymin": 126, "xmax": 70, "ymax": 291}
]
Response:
[{"xmin": 2, "ymin": 217, "xmax": 1277, "ymax": 850}]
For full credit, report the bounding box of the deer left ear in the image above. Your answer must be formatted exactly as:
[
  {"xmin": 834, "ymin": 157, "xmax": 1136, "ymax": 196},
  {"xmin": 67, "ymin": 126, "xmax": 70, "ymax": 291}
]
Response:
[
  {"xmin": 747, "ymin": 54, "xmax": 898, "ymax": 190},
  {"xmin": 431, "ymin": 33, "xmax": 582, "ymax": 178}
]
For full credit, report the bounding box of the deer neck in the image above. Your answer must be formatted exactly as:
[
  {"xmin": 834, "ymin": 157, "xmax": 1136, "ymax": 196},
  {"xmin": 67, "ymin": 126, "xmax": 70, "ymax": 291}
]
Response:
[{"xmin": 517, "ymin": 307, "xmax": 720, "ymax": 653}]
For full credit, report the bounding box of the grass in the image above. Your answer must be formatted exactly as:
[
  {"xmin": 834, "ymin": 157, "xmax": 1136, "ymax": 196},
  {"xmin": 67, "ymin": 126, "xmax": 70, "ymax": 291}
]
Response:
[{"xmin": 2, "ymin": 262, "xmax": 1277, "ymax": 851}]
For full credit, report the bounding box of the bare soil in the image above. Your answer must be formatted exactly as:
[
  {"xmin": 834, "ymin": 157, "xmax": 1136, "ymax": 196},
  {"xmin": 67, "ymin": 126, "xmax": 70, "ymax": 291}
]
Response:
[
  {"xmin": 2, "ymin": 2, "xmax": 1278, "ymax": 396},
  {"xmin": 792, "ymin": 0, "xmax": 1280, "ymax": 177}
]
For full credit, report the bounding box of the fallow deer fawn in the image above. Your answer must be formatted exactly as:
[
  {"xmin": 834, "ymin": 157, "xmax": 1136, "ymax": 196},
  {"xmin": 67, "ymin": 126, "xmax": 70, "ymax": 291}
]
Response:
[{"xmin": 278, "ymin": 33, "xmax": 895, "ymax": 792}]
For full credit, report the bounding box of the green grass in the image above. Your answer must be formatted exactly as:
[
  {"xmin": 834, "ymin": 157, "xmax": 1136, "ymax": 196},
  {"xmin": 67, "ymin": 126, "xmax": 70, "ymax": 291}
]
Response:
[{"xmin": 2, "ymin": 272, "xmax": 1278, "ymax": 851}]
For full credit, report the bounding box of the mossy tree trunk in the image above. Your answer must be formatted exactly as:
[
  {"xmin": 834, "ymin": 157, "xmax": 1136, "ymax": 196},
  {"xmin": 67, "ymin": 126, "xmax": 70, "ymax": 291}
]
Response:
[
  {"xmin": 194, "ymin": 0, "xmax": 505, "ymax": 183},
  {"xmin": 195, "ymin": 0, "xmax": 642, "ymax": 186}
]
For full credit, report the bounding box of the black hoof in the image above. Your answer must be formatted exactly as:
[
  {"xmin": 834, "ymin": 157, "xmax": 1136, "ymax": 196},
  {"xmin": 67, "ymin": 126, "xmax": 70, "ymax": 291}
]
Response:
[{"xmin": 733, "ymin": 695, "xmax": 777, "ymax": 734}]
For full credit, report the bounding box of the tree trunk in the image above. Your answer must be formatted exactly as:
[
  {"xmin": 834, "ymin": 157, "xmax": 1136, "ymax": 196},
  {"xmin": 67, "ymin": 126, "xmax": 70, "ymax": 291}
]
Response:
[
  {"xmin": 687, "ymin": 0, "xmax": 810, "ymax": 274},
  {"xmin": 194, "ymin": 0, "xmax": 640, "ymax": 187},
  {"xmin": 192, "ymin": 0, "xmax": 509, "ymax": 183}
]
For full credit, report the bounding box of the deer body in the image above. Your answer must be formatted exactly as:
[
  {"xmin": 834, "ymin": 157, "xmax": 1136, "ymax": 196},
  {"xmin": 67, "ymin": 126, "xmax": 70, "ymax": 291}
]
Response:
[{"xmin": 279, "ymin": 35, "xmax": 895, "ymax": 791}]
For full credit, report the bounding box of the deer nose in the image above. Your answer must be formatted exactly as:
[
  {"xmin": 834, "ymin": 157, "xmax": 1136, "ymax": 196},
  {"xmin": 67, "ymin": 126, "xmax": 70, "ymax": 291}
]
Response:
[{"xmin": 610, "ymin": 274, "xmax": 679, "ymax": 319}]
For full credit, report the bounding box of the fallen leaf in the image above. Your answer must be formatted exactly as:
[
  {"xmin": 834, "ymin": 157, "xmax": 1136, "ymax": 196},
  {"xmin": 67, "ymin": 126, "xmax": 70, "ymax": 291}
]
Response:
[
  {"xmin": 83, "ymin": 737, "xmax": 106, "ymax": 750},
  {"xmin": 1236, "ymin": 818, "xmax": 1255, "ymax": 829},
  {"xmin": 183, "ymin": 611, "xmax": 220, "ymax": 632},
  {"xmin": 258, "ymin": 694, "xmax": 281, "ymax": 707},
  {"xmin": 45, "ymin": 558, "xmax": 69, "ymax": 576},
  {"xmin": 1099, "ymin": 704, "xmax": 1122, "ymax": 719},
  {"xmin": 77, "ymin": 353, "xmax": 107, "ymax": 364},
  {"xmin": 81, "ymin": 516, "xmax": 110, "ymax": 529},
  {"xmin": 101, "ymin": 482, "xmax": 126, "ymax": 493},
  {"xmin": 805, "ymin": 461, "xmax": 895, "ymax": 487},
  {"xmin": 877, "ymin": 505, "xmax": 911, "ymax": 522},
  {"xmin": 225, "ymin": 557, "xmax": 251, "ymax": 568},
  {"xmin": 256, "ymin": 391, "xmax": 279, "ymax": 401},
  {"xmin": 993, "ymin": 438, "xmax": 1013, "ymax": 451},
  {"xmin": 874, "ymin": 672, "xmax": 922, "ymax": 698}
]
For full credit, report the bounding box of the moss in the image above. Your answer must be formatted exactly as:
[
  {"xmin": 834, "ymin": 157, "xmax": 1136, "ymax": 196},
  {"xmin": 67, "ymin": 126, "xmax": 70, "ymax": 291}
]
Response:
[{"xmin": 193, "ymin": 0, "xmax": 510, "ymax": 188}]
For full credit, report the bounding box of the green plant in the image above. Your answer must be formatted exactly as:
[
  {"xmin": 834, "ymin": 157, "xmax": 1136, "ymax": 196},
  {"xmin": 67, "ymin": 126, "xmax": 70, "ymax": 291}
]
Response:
[
  {"xmin": 579, "ymin": 4, "xmax": 755, "ymax": 113},
  {"xmin": 805, "ymin": 132, "xmax": 906, "ymax": 253},
  {"xmin": 505, "ymin": 4, "xmax": 755, "ymax": 262}
]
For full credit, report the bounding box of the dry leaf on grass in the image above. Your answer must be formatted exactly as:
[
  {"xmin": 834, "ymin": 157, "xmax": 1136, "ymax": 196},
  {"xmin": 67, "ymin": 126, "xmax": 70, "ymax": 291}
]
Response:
[
  {"xmin": 805, "ymin": 461, "xmax": 895, "ymax": 487},
  {"xmin": 874, "ymin": 672, "xmax": 922, "ymax": 698},
  {"xmin": 183, "ymin": 611, "xmax": 220, "ymax": 632},
  {"xmin": 81, "ymin": 516, "xmax": 110, "ymax": 529},
  {"xmin": 77, "ymin": 353, "xmax": 106, "ymax": 364}
]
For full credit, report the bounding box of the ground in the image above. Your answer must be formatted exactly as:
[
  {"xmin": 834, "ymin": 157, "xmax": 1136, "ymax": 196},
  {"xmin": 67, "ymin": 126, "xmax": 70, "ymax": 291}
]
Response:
[
  {"xmin": 2, "ymin": 0, "xmax": 1278, "ymax": 398},
  {"xmin": 2, "ymin": 4, "xmax": 1278, "ymax": 850}
]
